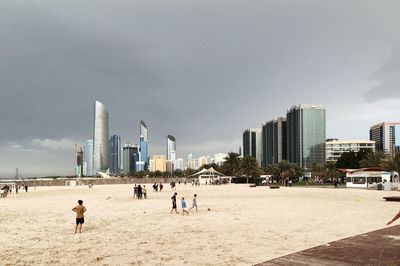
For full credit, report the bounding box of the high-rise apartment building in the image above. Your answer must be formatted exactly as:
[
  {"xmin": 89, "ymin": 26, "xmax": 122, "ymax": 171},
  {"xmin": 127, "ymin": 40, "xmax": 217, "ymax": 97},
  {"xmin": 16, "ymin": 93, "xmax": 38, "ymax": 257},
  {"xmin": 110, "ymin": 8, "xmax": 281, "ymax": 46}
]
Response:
[
  {"xmin": 86, "ymin": 139, "xmax": 93, "ymax": 176},
  {"xmin": 187, "ymin": 153, "xmax": 194, "ymax": 169},
  {"xmin": 369, "ymin": 122, "xmax": 400, "ymax": 157},
  {"xmin": 167, "ymin": 135, "xmax": 176, "ymax": 161},
  {"xmin": 214, "ymin": 153, "xmax": 228, "ymax": 165},
  {"xmin": 326, "ymin": 139, "xmax": 375, "ymax": 162},
  {"xmin": 75, "ymin": 145, "xmax": 84, "ymax": 177},
  {"xmin": 93, "ymin": 101, "xmax": 109, "ymax": 175},
  {"xmin": 139, "ymin": 120, "xmax": 149, "ymax": 170},
  {"xmin": 262, "ymin": 117, "xmax": 287, "ymax": 166},
  {"xmin": 109, "ymin": 135, "xmax": 121, "ymax": 175},
  {"xmin": 286, "ymin": 104, "xmax": 326, "ymax": 168},
  {"xmin": 243, "ymin": 128, "xmax": 262, "ymax": 166}
]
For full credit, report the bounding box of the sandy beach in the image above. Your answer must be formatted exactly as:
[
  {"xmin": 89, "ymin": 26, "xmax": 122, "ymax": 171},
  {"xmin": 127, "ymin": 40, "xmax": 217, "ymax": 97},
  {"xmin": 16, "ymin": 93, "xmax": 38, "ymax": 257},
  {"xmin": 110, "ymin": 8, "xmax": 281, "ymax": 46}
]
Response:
[{"xmin": 0, "ymin": 183, "xmax": 399, "ymax": 265}]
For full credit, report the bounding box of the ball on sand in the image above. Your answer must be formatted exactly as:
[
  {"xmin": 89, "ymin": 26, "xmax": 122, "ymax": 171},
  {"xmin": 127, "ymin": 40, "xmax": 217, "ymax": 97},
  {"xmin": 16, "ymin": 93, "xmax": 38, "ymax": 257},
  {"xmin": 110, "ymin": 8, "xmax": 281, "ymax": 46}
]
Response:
[{"xmin": 207, "ymin": 208, "xmax": 211, "ymax": 211}]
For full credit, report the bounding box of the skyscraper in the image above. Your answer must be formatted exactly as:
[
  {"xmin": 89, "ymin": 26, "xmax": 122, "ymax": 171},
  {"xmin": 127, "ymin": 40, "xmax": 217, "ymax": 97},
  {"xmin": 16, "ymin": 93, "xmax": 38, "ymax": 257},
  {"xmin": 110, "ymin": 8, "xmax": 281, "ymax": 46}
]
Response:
[
  {"xmin": 167, "ymin": 135, "xmax": 176, "ymax": 161},
  {"xmin": 86, "ymin": 139, "xmax": 93, "ymax": 176},
  {"xmin": 109, "ymin": 135, "xmax": 121, "ymax": 175},
  {"xmin": 262, "ymin": 117, "xmax": 287, "ymax": 166},
  {"xmin": 93, "ymin": 101, "xmax": 109, "ymax": 175},
  {"xmin": 286, "ymin": 104, "xmax": 326, "ymax": 168},
  {"xmin": 369, "ymin": 122, "xmax": 400, "ymax": 157},
  {"xmin": 123, "ymin": 144, "xmax": 139, "ymax": 175},
  {"xmin": 139, "ymin": 120, "xmax": 149, "ymax": 169},
  {"xmin": 242, "ymin": 128, "xmax": 262, "ymax": 166}
]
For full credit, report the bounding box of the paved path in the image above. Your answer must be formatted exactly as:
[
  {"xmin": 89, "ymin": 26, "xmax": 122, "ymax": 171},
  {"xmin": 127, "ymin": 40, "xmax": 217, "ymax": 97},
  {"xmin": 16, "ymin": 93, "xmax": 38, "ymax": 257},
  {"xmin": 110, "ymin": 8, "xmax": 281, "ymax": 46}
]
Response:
[{"xmin": 256, "ymin": 225, "xmax": 400, "ymax": 266}]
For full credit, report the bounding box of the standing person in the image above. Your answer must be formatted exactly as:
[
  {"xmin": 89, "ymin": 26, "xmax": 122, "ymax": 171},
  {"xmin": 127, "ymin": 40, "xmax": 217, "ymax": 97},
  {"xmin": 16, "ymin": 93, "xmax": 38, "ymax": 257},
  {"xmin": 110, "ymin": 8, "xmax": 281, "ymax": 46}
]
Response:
[
  {"xmin": 387, "ymin": 211, "xmax": 400, "ymax": 225},
  {"xmin": 72, "ymin": 200, "xmax": 86, "ymax": 234},
  {"xmin": 24, "ymin": 185, "xmax": 28, "ymax": 192},
  {"xmin": 181, "ymin": 197, "xmax": 189, "ymax": 216},
  {"xmin": 170, "ymin": 192, "xmax": 178, "ymax": 214},
  {"xmin": 137, "ymin": 185, "xmax": 143, "ymax": 199},
  {"xmin": 189, "ymin": 194, "xmax": 198, "ymax": 212},
  {"xmin": 133, "ymin": 184, "xmax": 138, "ymax": 199},
  {"xmin": 143, "ymin": 185, "xmax": 147, "ymax": 199},
  {"xmin": 160, "ymin": 183, "xmax": 163, "ymax": 192}
]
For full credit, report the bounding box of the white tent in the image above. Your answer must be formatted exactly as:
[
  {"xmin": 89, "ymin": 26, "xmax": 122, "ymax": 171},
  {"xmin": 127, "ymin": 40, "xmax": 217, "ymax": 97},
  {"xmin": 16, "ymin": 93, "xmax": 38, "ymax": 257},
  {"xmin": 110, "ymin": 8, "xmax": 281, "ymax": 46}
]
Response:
[{"xmin": 189, "ymin": 167, "xmax": 229, "ymax": 185}]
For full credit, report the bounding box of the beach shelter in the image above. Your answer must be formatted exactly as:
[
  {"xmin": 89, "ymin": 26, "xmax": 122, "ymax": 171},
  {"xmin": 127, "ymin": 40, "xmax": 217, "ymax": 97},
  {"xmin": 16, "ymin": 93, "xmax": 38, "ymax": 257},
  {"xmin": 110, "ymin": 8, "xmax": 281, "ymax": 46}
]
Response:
[{"xmin": 189, "ymin": 167, "xmax": 225, "ymax": 185}]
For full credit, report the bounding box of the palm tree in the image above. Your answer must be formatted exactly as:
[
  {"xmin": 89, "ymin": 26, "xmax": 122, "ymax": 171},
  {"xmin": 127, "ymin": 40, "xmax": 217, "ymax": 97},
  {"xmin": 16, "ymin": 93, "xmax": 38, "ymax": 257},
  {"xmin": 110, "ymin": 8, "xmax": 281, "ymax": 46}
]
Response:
[
  {"xmin": 382, "ymin": 152, "xmax": 400, "ymax": 173},
  {"xmin": 359, "ymin": 151, "xmax": 386, "ymax": 168},
  {"xmin": 240, "ymin": 156, "xmax": 260, "ymax": 182},
  {"xmin": 221, "ymin": 152, "xmax": 241, "ymax": 176}
]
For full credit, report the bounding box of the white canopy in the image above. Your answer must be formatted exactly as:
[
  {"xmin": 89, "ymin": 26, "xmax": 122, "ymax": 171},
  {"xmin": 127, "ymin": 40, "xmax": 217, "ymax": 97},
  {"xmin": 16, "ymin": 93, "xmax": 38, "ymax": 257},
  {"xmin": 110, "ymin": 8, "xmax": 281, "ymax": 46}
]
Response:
[{"xmin": 189, "ymin": 167, "xmax": 224, "ymax": 177}]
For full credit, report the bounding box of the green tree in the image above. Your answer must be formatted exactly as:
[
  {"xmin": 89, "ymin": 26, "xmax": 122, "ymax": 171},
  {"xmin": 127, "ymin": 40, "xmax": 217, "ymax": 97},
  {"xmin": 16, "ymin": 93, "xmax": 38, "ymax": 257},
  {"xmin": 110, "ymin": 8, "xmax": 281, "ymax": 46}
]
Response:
[
  {"xmin": 382, "ymin": 152, "xmax": 400, "ymax": 173},
  {"xmin": 240, "ymin": 156, "xmax": 261, "ymax": 178},
  {"xmin": 359, "ymin": 151, "xmax": 386, "ymax": 168},
  {"xmin": 221, "ymin": 152, "xmax": 241, "ymax": 176}
]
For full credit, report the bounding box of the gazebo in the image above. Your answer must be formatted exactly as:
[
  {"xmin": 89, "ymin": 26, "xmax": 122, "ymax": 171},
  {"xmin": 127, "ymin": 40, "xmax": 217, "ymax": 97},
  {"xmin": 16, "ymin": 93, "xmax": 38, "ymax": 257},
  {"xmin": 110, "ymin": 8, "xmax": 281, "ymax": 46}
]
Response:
[{"xmin": 189, "ymin": 167, "xmax": 230, "ymax": 185}]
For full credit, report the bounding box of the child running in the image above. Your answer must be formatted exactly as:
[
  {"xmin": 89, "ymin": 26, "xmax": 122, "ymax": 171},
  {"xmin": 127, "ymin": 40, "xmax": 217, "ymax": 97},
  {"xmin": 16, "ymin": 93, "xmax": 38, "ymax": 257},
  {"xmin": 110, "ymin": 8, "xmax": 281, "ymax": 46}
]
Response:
[
  {"xmin": 181, "ymin": 197, "xmax": 189, "ymax": 216},
  {"xmin": 189, "ymin": 194, "xmax": 198, "ymax": 212},
  {"xmin": 72, "ymin": 200, "xmax": 87, "ymax": 234}
]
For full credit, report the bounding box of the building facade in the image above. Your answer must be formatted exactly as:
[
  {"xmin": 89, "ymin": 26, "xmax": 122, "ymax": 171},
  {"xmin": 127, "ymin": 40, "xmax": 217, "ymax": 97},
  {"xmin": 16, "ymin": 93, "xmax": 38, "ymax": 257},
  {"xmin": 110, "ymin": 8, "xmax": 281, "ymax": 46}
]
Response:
[
  {"xmin": 86, "ymin": 139, "xmax": 93, "ymax": 176},
  {"xmin": 109, "ymin": 135, "xmax": 121, "ymax": 175},
  {"xmin": 153, "ymin": 155, "xmax": 166, "ymax": 172},
  {"xmin": 370, "ymin": 122, "xmax": 400, "ymax": 157},
  {"xmin": 243, "ymin": 128, "xmax": 262, "ymax": 166},
  {"xmin": 286, "ymin": 104, "xmax": 326, "ymax": 168},
  {"xmin": 123, "ymin": 144, "xmax": 139, "ymax": 175},
  {"xmin": 93, "ymin": 101, "xmax": 109, "ymax": 175},
  {"xmin": 326, "ymin": 139, "xmax": 375, "ymax": 162},
  {"xmin": 167, "ymin": 135, "xmax": 176, "ymax": 161},
  {"xmin": 139, "ymin": 120, "xmax": 149, "ymax": 170},
  {"xmin": 262, "ymin": 117, "xmax": 287, "ymax": 166}
]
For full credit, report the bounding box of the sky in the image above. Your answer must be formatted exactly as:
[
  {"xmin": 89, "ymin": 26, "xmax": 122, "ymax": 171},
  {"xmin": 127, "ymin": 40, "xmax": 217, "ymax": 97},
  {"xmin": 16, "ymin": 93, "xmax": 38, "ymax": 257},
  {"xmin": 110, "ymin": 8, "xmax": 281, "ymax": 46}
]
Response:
[{"xmin": 0, "ymin": 0, "xmax": 400, "ymax": 178}]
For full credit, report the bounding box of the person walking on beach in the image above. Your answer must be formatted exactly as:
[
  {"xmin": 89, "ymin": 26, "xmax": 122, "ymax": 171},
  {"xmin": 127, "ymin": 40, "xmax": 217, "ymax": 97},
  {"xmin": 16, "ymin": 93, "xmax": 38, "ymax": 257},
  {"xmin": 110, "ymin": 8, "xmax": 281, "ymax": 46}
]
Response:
[
  {"xmin": 143, "ymin": 185, "xmax": 147, "ymax": 199},
  {"xmin": 159, "ymin": 183, "xmax": 163, "ymax": 192},
  {"xmin": 72, "ymin": 200, "xmax": 86, "ymax": 234},
  {"xmin": 189, "ymin": 194, "xmax": 198, "ymax": 212},
  {"xmin": 137, "ymin": 185, "xmax": 143, "ymax": 199},
  {"xmin": 133, "ymin": 184, "xmax": 138, "ymax": 199},
  {"xmin": 387, "ymin": 210, "xmax": 400, "ymax": 225},
  {"xmin": 170, "ymin": 192, "xmax": 178, "ymax": 214},
  {"xmin": 181, "ymin": 197, "xmax": 189, "ymax": 216}
]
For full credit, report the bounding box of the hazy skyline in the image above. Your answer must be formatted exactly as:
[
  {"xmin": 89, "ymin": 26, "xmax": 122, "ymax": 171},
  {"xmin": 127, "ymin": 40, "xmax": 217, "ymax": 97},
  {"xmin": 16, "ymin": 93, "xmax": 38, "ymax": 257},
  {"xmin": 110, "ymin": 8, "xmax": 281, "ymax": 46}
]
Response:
[{"xmin": 1, "ymin": 0, "xmax": 400, "ymax": 177}]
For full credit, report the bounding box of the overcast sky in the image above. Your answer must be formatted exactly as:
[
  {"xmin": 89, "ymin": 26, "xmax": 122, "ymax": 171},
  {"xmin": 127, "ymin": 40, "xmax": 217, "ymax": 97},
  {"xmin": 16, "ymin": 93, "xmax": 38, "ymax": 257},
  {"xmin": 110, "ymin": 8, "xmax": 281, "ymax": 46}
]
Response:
[{"xmin": 0, "ymin": 0, "xmax": 399, "ymax": 177}]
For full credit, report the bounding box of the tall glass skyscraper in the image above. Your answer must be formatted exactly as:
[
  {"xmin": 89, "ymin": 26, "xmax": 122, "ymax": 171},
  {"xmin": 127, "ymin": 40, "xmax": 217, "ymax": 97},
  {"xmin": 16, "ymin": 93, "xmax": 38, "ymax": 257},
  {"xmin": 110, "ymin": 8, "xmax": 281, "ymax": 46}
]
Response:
[
  {"xmin": 242, "ymin": 128, "xmax": 262, "ymax": 166},
  {"xmin": 86, "ymin": 139, "xmax": 93, "ymax": 176},
  {"xmin": 139, "ymin": 120, "xmax": 149, "ymax": 170},
  {"xmin": 167, "ymin": 135, "xmax": 176, "ymax": 161},
  {"xmin": 123, "ymin": 144, "xmax": 139, "ymax": 175},
  {"xmin": 369, "ymin": 122, "xmax": 400, "ymax": 157},
  {"xmin": 109, "ymin": 135, "xmax": 121, "ymax": 175},
  {"xmin": 286, "ymin": 104, "xmax": 326, "ymax": 168},
  {"xmin": 93, "ymin": 101, "xmax": 109, "ymax": 175},
  {"xmin": 262, "ymin": 117, "xmax": 287, "ymax": 167}
]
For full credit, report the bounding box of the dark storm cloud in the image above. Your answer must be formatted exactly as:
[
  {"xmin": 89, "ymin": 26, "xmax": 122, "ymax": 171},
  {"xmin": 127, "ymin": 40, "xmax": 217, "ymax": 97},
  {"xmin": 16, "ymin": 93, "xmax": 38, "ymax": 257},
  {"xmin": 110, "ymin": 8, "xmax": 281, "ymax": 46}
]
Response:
[{"xmin": 0, "ymin": 0, "xmax": 400, "ymax": 177}]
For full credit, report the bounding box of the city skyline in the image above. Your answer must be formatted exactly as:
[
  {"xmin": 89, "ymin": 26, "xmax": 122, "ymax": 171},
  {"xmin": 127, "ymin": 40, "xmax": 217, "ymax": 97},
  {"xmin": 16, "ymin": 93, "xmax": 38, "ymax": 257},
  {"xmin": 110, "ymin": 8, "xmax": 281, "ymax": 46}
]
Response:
[{"xmin": 1, "ymin": 1, "xmax": 400, "ymax": 177}]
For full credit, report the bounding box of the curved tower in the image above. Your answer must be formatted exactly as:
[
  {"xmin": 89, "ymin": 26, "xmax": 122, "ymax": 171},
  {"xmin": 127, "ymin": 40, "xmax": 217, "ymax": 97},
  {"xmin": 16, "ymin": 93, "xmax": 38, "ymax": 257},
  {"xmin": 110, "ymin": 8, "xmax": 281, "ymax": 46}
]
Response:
[
  {"xmin": 93, "ymin": 101, "xmax": 109, "ymax": 174},
  {"xmin": 167, "ymin": 135, "xmax": 176, "ymax": 161}
]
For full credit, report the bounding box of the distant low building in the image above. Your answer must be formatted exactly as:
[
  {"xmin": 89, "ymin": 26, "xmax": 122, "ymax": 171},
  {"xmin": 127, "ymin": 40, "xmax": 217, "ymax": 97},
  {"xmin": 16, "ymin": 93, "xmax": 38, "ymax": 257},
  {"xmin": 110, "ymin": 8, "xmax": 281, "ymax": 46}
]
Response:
[{"xmin": 326, "ymin": 139, "xmax": 375, "ymax": 162}]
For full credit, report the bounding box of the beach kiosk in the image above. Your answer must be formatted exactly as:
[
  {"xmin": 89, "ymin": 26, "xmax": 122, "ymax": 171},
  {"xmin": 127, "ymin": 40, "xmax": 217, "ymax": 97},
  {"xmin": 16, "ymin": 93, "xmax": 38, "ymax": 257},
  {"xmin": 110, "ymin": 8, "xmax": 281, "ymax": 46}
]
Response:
[{"xmin": 345, "ymin": 168, "xmax": 398, "ymax": 189}]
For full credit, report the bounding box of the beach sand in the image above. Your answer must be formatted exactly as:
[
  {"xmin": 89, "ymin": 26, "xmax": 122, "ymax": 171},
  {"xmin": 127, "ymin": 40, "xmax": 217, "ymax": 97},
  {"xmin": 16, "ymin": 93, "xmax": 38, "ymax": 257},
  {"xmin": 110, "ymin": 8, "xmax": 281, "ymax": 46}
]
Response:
[{"xmin": 0, "ymin": 183, "xmax": 399, "ymax": 265}]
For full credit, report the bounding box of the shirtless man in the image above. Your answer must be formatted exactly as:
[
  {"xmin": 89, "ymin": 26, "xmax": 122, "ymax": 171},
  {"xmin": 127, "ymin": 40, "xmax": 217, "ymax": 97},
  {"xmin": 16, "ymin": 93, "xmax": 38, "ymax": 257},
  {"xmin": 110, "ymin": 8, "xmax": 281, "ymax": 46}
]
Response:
[
  {"xmin": 387, "ymin": 211, "xmax": 400, "ymax": 225},
  {"xmin": 72, "ymin": 200, "xmax": 87, "ymax": 233}
]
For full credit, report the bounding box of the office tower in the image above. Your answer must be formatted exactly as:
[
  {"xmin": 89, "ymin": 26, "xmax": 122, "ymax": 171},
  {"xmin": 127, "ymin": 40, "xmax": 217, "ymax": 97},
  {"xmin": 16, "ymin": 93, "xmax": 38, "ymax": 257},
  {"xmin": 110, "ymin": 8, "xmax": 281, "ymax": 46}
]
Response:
[
  {"xmin": 286, "ymin": 104, "xmax": 326, "ymax": 168},
  {"xmin": 214, "ymin": 153, "xmax": 228, "ymax": 165},
  {"xmin": 326, "ymin": 139, "xmax": 375, "ymax": 162},
  {"xmin": 93, "ymin": 101, "xmax": 109, "ymax": 175},
  {"xmin": 75, "ymin": 145, "xmax": 84, "ymax": 177},
  {"xmin": 243, "ymin": 128, "xmax": 262, "ymax": 166},
  {"xmin": 167, "ymin": 135, "xmax": 176, "ymax": 161},
  {"xmin": 369, "ymin": 122, "xmax": 400, "ymax": 157},
  {"xmin": 198, "ymin": 156, "xmax": 209, "ymax": 168},
  {"xmin": 262, "ymin": 117, "xmax": 287, "ymax": 166},
  {"xmin": 175, "ymin": 158, "xmax": 184, "ymax": 170},
  {"xmin": 187, "ymin": 153, "xmax": 194, "ymax": 169},
  {"xmin": 86, "ymin": 139, "xmax": 93, "ymax": 176},
  {"xmin": 123, "ymin": 144, "xmax": 139, "ymax": 175},
  {"xmin": 153, "ymin": 155, "xmax": 166, "ymax": 172},
  {"xmin": 139, "ymin": 120, "xmax": 149, "ymax": 169},
  {"xmin": 109, "ymin": 135, "xmax": 121, "ymax": 176},
  {"xmin": 135, "ymin": 161, "xmax": 145, "ymax": 172}
]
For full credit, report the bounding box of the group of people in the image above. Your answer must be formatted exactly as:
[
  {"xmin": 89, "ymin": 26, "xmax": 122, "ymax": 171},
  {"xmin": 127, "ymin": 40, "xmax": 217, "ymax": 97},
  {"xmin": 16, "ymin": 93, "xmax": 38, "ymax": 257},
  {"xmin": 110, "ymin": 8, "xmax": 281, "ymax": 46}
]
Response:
[
  {"xmin": 1, "ymin": 184, "xmax": 29, "ymax": 197},
  {"xmin": 133, "ymin": 184, "xmax": 147, "ymax": 199},
  {"xmin": 170, "ymin": 192, "xmax": 198, "ymax": 215},
  {"xmin": 152, "ymin": 182, "xmax": 163, "ymax": 192}
]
